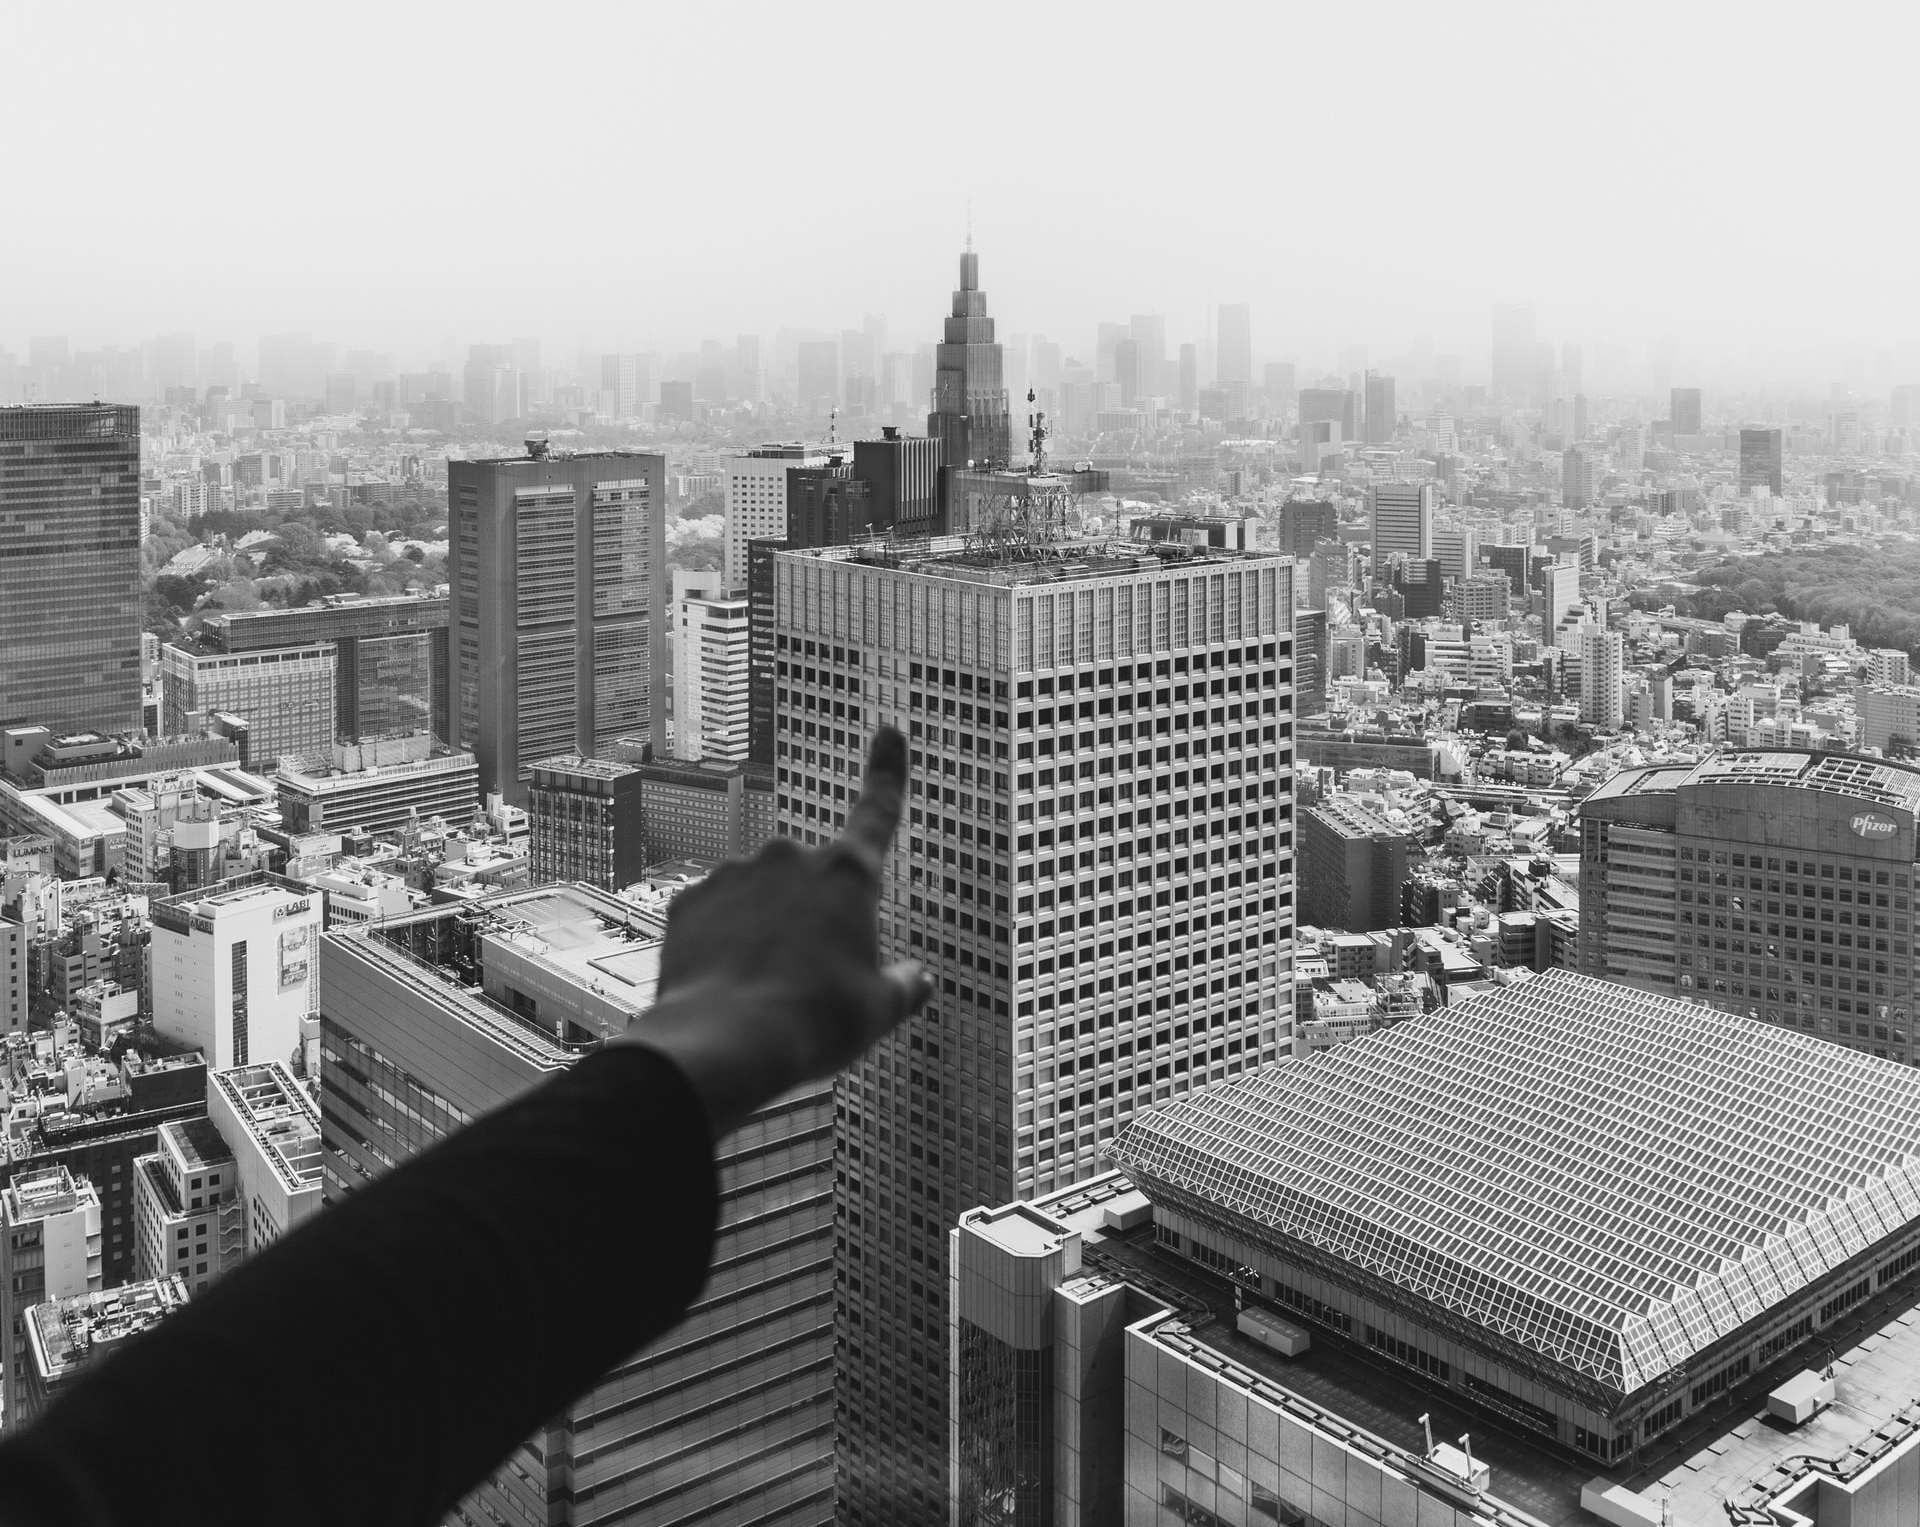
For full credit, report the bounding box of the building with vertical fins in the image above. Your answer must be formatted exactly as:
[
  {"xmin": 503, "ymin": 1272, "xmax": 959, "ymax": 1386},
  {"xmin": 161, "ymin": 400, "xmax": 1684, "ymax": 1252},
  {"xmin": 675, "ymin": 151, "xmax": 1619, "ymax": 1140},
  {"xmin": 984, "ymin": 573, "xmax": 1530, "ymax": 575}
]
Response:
[
  {"xmin": 450, "ymin": 442, "xmax": 666, "ymax": 806},
  {"xmin": 928, "ymin": 247, "xmax": 1012, "ymax": 499},
  {"xmin": 0, "ymin": 405, "xmax": 143, "ymax": 736},
  {"xmin": 773, "ymin": 498, "xmax": 1297, "ymax": 1518}
]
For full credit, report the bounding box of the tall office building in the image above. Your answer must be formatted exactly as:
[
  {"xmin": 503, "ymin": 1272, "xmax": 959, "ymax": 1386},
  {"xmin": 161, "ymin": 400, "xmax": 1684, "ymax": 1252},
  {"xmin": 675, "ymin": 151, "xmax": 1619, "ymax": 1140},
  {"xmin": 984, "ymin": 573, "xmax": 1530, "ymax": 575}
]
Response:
[
  {"xmin": 1579, "ymin": 750, "xmax": 1920, "ymax": 1065},
  {"xmin": 203, "ymin": 594, "xmax": 450, "ymax": 746},
  {"xmin": 321, "ymin": 885, "xmax": 837, "ymax": 1527},
  {"xmin": 927, "ymin": 248, "xmax": 1012, "ymax": 476},
  {"xmin": 1562, "ymin": 443, "xmax": 1599, "ymax": 509},
  {"xmin": 796, "ymin": 340, "xmax": 839, "ymax": 419},
  {"xmin": 1362, "ymin": 372, "xmax": 1395, "ymax": 444},
  {"xmin": 1542, "ymin": 560, "xmax": 1581, "ymax": 640},
  {"xmin": 1670, "ymin": 386, "xmax": 1703, "ymax": 436},
  {"xmin": 1128, "ymin": 314, "xmax": 1167, "ymax": 401},
  {"xmin": 0, "ymin": 405, "xmax": 142, "ymax": 736},
  {"xmin": 1299, "ymin": 797, "xmax": 1417, "ymax": 931},
  {"xmin": 1275, "ymin": 499, "xmax": 1338, "ymax": 560},
  {"xmin": 1490, "ymin": 302, "xmax": 1536, "ymax": 403},
  {"xmin": 1740, "ymin": 426, "xmax": 1784, "ymax": 497},
  {"xmin": 1215, "ymin": 304, "xmax": 1252, "ymax": 386},
  {"xmin": 450, "ymin": 445, "xmax": 666, "ymax": 805},
  {"xmin": 1367, "ymin": 481, "xmax": 1435, "ymax": 565},
  {"xmin": 673, "ymin": 584, "xmax": 751, "ymax": 762},
  {"xmin": 772, "ymin": 532, "xmax": 1296, "ymax": 1519},
  {"xmin": 1177, "ymin": 344, "xmax": 1198, "ymax": 412},
  {"xmin": 723, "ymin": 444, "xmax": 831, "ymax": 587},
  {"xmin": 526, "ymin": 755, "xmax": 645, "ymax": 889}
]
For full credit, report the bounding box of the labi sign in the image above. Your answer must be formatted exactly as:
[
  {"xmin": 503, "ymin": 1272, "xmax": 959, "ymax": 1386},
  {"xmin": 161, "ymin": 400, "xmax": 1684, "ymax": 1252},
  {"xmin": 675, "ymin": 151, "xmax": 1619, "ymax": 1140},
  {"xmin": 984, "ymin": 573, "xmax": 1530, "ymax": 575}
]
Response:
[{"xmin": 1850, "ymin": 811, "xmax": 1900, "ymax": 841}]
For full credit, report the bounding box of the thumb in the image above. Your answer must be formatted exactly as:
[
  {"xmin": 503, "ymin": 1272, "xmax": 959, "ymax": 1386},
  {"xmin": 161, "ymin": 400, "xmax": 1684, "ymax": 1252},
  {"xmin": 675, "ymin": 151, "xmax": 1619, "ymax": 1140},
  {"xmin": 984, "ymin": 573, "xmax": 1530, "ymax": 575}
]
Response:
[{"xmin": 881, "ymin": 960, "xmax": 933, "ymax": 1024}]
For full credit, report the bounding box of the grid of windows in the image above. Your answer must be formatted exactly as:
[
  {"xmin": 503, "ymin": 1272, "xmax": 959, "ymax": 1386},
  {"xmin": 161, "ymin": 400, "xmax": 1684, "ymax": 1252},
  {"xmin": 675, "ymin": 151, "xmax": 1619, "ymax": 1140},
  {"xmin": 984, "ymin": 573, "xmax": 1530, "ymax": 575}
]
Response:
[{"xmin": 1111, "ymin": 968, "xmax": 1920, "ymax": 1396}]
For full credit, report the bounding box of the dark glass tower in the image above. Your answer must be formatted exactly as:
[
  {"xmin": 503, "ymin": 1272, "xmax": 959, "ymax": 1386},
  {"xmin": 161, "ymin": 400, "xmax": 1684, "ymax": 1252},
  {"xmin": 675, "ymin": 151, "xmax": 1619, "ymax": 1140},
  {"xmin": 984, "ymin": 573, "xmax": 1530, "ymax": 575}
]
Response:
[
  {"xmin": 0, "ymin": 405, "xmax": 142, "ymax": 736},
  {"xmin": 927, "ymin": 249, "xmax": 1011, "ymax": 475}
]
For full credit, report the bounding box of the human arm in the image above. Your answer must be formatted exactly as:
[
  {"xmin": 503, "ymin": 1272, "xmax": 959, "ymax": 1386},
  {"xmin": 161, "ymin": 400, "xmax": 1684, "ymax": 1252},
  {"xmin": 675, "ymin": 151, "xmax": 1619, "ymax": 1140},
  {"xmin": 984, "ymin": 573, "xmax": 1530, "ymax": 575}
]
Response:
[{"xmin": 0, "ymin": 728, "xmax": 924, "ymax": 1527}]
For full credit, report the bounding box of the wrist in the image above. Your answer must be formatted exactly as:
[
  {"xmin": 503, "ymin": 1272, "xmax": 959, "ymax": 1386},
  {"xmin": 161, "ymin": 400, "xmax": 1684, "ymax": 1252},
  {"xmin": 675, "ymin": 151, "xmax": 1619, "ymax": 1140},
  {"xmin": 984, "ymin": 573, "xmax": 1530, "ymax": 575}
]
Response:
[{"xmin": 614, "ymin": 981, "xmax": 809, "ymax": 1139}]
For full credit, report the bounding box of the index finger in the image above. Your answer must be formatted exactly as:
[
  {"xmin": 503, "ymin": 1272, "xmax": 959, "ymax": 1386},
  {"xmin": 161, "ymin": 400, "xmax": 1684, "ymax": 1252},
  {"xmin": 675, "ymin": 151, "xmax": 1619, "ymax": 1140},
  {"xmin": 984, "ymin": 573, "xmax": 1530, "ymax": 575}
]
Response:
[{"xmin": 838, "ymin": 727, "xmax": 908, "ymax": 875}]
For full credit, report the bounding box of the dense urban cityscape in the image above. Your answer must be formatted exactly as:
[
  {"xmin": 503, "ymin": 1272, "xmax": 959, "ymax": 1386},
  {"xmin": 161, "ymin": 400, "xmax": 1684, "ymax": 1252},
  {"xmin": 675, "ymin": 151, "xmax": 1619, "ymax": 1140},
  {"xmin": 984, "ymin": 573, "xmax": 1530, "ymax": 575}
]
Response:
[{"xmin": 5, "ymin": 9, "xmax": 1920, "ymax": 1525}]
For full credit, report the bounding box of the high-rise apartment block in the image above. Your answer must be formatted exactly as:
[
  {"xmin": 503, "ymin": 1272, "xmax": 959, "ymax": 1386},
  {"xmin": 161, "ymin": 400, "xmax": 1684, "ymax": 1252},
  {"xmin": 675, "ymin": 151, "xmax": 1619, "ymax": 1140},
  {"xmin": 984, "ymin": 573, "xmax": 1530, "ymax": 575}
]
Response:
[
  {"xmin": 673, "ymin": 585, "xmax": 751, "ymax": 763},
  {"xmin": 1299, "ymin": 797, "xmax": 1418, "ymax": 932},
  {"xmin": 159, "ymin": 639, "xmax": 337, "ymax": 769},
  {"xmin": 0, "ymin": 1165, "xmax": 101, "ymax": 1432},
  {"xmin": 1578, "ymin": 624, "xmax": 1625, "ymax": 729},
  {"xmin": 1562, "ymin": 443, "xmax": 1598, "ymax": 509},
  {"xmin": 1740, "ymin": 426, "xmax": 1784, "ymax": 497},
  {"xmin": 771, "ymin": 533, "xmax": 1296, "ymax": 1519},
  {"xmin": 1670, "ymin": 386, "xmax": 1703, "ymax": 435},
  {"xmin": 928, "ymin": 250, "xmax": 1012, "ymax": 481},
  {"xmin": 1367, "ymin": 481, "xmax": 1436, "ymax": 565},
  {"xmin": 321, "ymin": 886, "xmax": 836, "ymax": 1527},
  {"xmin": 0, "ymin": 405, "xmax": 143, "ymax": 736},
  {"xmin": 723, "ymin": 444, "xmax": 831, "ymax": 587},
  {"xmin": 527, "ymin": 755, "xmax": 646, "ymax": 889},
  {"xmin": 1580, "ymin": 750, "xmax": 1920, "ymax": 1063},
  {"xmin": 202, "ymin": 594, "xmax": 450, "ymax": 745},
  {"xmin": 149, "ymin": 872, "xmax": 322, "ymax": 1072},
  {"xmin": 451, "ymin": 446, "xmax": 666, "ymax": 805}
]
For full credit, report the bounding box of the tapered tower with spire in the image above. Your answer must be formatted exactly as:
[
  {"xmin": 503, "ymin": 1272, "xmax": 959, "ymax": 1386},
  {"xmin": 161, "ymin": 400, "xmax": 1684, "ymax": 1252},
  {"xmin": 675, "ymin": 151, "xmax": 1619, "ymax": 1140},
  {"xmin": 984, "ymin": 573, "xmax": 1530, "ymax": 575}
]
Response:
[{"xmin": 927, "ymin": 242, "xmax": 1012, "ymax": 479}]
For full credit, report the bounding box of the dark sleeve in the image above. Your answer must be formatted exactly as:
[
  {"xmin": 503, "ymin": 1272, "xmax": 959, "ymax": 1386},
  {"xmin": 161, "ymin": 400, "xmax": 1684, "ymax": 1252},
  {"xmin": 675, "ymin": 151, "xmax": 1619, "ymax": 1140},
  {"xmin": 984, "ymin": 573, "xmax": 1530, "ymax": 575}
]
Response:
[{"xmin": 0, "ymin": 1044, "xmax": 720, "ymax": 1527}]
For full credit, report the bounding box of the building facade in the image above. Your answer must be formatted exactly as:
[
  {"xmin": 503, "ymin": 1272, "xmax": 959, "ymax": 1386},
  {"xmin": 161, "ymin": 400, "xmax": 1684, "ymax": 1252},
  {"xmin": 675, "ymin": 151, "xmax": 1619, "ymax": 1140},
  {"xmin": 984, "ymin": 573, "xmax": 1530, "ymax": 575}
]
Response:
[
  {"xmin": 722, "ymin": 445, "xmax": 829, "ymax": 588},
  {"xmin": 159, "ymin": 640, "xmax": 337, "ymax": 769},
  {"xmin": 149, "ymin": 873, "xmax": 322, "ymax": 1072},
  {"xmin": 1299, "ymin": 797, "xmax": 1417, "ymax": 933},
  {"xmin": 1367, "ymin": 482, "xmax": 1435, "ymax": 565},
  {"xmin": 1739, "ymin": 427, "xmax": 1784, "ymax": 497},
  {"xmin": 674, "ymin": 587, "xmax": 751, "ymax": 763},
  {"xmin": 450, "ymin": 447, "xmax": 667, "ymax": 806},
  {"xmin": 772, "ymin": 534, "xmax": 1296, "ymax": 1520},
  {"xmin": 1580, "ymin": 749, "xmax": 1920, "ymax": 1063},
  {"xmin": 928, "ymin": 250, "xmax": 1013, "ymax": 484},
  {"xmin": 274, "ymin": 737, "xmax": 479, "ymax": 840},
  {"xmin": 0, "ymin": 1165, "xmax": 101, "ymax": 1432},
  {"xmin": 0, "ymin": 405, "xmax": 143, "ymax": 736}
]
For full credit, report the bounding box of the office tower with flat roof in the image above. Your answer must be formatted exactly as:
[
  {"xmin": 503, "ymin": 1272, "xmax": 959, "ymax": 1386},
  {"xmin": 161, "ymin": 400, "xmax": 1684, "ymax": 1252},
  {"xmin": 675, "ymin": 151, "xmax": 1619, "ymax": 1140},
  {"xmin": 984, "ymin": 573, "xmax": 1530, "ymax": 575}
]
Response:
[
  {"xmin": 274, "ymin": 735, "xmax": 479, "ymax": 839},
  {"xmin": 0, "ymin": 1165, "xmax": 101, "ymax": 1433},
  {"xmin": 674, "ymin": 586, "xmax": 751, "ymax": 763},
  {"xmin": 132, "ymin": 1116, "xmax": 241, "ymax": 1295},
  {"xmin": 1670, "ymin": 386, "xmax": 1703, "ymax": 436},
  {"xmin": 1490, "ymin": 302, "xmax": 1535, "ymax": 404},
  {"xmin": 527, "ymin": 755, "xmax": 645, "ymax": 888},
  {"xmin": 1362, "ymin": 371, "xmax": 1395, "ymax": 444},
  {"xmin": 207, "ymin": 1061, "xmax": 323, "ymax": 1252},
  {"xmin": 1299, "ymin": 796, "xmax": 1418, "ymax": 932},
  {"xmin": 0, "ymin": 405, "xmax": 142, "ymax": 736},
  {"xmin": 1579, "ymin": 749, "xmax": 1920, "ymax": 1063},
  {"xmin": 772, "ymin": 528, "xmax": 1296, "ymax": 1520},
  {"xmin": 1562, "ymin": 442, "xmax": 1598, "ymax": 509},
  {"xmin": 321, "ymin": 885, "xmax": 836, "ymax": 1527},
  {"xmin": 149, "ymin": 872, "xmax": 322, "ymax": 1072},
  {"xmin": 1367, "ymin": 481, "xmax": 1435, "ymax": 565},
  {"xmin": 450, "ymin": 445, "xmax": 666, "ymax": 806},
  {"xmin": 203, "ymin": 593, "xmax": 450, "ymax": 745},
  {"xmin": 1741, "ymin": 426, "xmax": 1784, "ymax": 496},
  {"xmin": 724, "ymin": 444, "xmax": 832, "ymax": 587},
  {"xmin": 928, "ymin": 249, "xmax": 1013, "ymax": 480},
  {"xmin": 1216, "ymin": 304, "xmax": 1252, "ymax": 386},
  {"xmin": 159, "ymin": 639, "xmax": 336, "ymax": 769}
]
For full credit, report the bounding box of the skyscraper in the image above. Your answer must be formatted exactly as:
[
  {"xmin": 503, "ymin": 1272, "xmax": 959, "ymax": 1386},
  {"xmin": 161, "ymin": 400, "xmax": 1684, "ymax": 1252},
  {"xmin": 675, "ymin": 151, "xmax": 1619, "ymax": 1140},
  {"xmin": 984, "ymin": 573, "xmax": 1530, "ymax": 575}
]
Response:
[
  {"xmin": 1670, "ymin": 386, "xmax": 1703, "ymax": 436},
  {"xmin": 1740, "ymin": 427, "xmax": 1784, "ymax": 496},
  {"xmin": 0, "ymin": 405, "xmax": 142, "ymax": 736},
  {"xmin": 1490, "ymin": 302, "xmax": 1536, "ymax": 404},
  {"xmin": 450, "ymin": 444, "xmax": 666, "ymax": 805},
  {"xmin": 927, "ymin": 248, "xmax": 1012, "ymax": 475},
  {"xmin": 772, "ymin": 532, "xmax": 1296, "ymax": 1519},
  {"xmin": 1363, "ymin": 371, "xmax": 1395, "ymax": 444},
  {"xmin": 1562, "ymin": 443, "xmax": 1598, "ymax": 509},
  {"xmin": 1367, "ymin": 481, "xmax": 1436, "ymax": 565},
  {"xmin": 723, "ymin": 443, "xmax": 832, "ymax": 588},
  {"xmin": 1216, "ymin": 303, "xmax": 1252, "ymax": 386},
  {"xmin": 1578, "ymin": 623, "xmax": 1625, "ymax": 729}
]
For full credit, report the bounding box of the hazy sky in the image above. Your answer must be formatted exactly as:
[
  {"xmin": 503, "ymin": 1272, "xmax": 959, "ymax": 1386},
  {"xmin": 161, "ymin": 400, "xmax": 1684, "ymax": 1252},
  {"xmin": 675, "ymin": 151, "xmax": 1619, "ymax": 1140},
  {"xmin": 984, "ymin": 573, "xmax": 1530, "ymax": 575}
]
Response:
[{"xmin": 8, "ymin": 0, "xmax": 1918, "ymax": 382}]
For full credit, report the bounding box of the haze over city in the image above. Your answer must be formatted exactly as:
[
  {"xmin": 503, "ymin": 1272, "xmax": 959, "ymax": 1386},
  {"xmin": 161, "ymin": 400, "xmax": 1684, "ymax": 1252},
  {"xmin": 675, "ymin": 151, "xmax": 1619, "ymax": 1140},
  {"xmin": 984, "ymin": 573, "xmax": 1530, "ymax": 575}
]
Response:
[{"xmin": 8, "ymin": 0, "xmax": 1920, "ymax": 384}]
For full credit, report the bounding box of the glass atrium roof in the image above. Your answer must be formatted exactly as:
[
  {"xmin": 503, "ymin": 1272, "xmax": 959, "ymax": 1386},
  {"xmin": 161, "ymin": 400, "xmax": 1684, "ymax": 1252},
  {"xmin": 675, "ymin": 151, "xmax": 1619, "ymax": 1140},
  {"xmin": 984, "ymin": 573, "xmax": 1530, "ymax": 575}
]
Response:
[{"xmin": 1109, "ymin": 970, "xmax": 1920, "ymax": 1395}]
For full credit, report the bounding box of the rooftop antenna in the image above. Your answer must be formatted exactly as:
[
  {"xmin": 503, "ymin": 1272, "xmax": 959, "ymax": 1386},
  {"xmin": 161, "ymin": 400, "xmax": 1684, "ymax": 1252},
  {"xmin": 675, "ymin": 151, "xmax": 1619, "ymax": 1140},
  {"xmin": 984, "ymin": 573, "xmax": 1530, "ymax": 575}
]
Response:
[
  {"xmin": 827, "ymin": 406, "xmax": 838, "ymax": 451},
  {"xmin": 1027, "ymin": 387, "xmax": 1048, "ymax": 477}
]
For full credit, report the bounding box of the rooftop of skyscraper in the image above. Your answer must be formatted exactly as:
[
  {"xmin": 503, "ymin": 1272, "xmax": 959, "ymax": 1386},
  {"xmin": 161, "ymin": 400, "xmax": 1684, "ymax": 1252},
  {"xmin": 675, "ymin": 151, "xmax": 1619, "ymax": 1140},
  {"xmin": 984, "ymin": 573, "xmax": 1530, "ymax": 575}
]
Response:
[
  {"xmin": 1585, "ymin": 747, "xmax": 1920, "ymax": 817},
  {"xmin": 26, "ymin": 1279, "xmax": 188, "ymax": 1389},
  {"xmin": 782, "ymin": 527, "xmax": 1278, "ymax": 590},
  {"xmin": 212, "ymin": 1063, "xmax": 323, "ymax": 1196}
]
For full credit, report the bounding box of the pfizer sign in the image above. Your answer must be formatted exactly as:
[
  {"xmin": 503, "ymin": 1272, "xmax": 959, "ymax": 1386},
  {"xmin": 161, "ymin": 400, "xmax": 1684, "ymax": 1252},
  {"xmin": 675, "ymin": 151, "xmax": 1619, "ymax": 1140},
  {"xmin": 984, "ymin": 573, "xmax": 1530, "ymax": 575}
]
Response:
[{"xmin": 1850, "ymin": 811, "xmax": 1900, "ymax": 840}]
